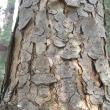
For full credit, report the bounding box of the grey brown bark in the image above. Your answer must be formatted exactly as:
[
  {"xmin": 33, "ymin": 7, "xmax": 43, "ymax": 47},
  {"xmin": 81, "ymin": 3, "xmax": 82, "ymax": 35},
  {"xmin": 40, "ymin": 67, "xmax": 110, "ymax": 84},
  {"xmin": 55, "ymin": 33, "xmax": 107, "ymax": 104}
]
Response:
[{"xmin": 0, "ymin": 0, "xmax": 110, "ymax": 110}]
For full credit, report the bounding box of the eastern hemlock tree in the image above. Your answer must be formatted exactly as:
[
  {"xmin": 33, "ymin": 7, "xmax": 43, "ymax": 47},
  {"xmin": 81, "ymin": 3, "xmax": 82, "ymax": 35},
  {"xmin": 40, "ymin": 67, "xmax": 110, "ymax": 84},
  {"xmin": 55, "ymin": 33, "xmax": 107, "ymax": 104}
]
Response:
[{"xmin": 0, "ymin": 0, "xmax": 110, "ymax": 110}]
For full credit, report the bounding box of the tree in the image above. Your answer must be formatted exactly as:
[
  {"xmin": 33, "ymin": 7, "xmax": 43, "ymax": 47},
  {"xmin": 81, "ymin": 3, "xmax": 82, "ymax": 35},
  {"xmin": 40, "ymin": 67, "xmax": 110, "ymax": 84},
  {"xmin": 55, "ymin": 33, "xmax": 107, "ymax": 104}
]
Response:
[{"xmin": 0, "ymin": 0, "xmax": 110, "ymax": 109}]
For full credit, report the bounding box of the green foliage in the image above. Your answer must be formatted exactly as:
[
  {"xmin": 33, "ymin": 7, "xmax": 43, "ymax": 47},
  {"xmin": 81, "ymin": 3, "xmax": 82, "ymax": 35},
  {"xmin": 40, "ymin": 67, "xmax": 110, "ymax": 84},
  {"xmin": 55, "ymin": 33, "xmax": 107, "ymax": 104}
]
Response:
[
  {"xmin": 0, "ymin": 0, "xmax": 15, "ymax": 83},
  {"xmin": 104, "ymin": 0, "xmax": 110, "ymax": 8},
  {"xmin": 0, "ymin": 21, "xmax": 12, "ymax": 44},
  {"xmin": 0, "ymin": 0, "xmax": 15, "ymax": 44}
]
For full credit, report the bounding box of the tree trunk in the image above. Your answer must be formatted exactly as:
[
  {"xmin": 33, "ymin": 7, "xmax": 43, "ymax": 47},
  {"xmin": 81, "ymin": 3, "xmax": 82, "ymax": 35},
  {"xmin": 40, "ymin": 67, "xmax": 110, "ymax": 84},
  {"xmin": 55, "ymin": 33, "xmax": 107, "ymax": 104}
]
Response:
[{"xmin": 0, "ymin": 0, "xmax": 110, "ymax": 110}]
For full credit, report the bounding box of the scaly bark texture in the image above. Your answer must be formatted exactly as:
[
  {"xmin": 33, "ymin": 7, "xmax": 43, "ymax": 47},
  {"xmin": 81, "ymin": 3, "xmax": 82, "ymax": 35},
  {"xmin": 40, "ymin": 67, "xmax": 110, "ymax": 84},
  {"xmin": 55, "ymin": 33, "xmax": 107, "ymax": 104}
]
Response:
[{"xmin": 0, "ymin": 0, "xmax": 110, "ymax": 110}]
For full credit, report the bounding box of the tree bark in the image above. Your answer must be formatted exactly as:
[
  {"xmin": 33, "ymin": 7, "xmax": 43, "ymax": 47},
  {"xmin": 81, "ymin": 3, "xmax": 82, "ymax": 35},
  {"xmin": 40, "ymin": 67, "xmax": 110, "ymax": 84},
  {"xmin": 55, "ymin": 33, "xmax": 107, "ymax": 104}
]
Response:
[{"xmin": 0, "ymin": 0, "xmax": 110, "ymax": 110}]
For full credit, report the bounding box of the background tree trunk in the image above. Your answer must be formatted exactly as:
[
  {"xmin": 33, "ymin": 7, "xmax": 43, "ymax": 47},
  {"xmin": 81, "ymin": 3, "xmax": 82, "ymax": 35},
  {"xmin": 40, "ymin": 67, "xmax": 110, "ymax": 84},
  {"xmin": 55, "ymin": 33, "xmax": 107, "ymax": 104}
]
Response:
[{"xmin": 0, "ymin": 0, "xmax": 110, "ymax": 110}]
